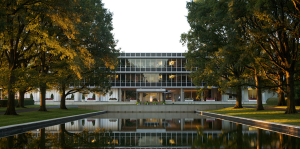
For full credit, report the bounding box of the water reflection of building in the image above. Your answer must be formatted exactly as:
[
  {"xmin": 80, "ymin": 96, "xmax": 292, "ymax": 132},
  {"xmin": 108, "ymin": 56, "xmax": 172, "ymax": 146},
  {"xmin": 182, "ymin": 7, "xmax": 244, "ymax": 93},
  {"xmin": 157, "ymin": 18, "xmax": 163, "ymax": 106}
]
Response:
[{"xmin": 31, "ymin": 114, "xmax": 259, "ymax": 148}]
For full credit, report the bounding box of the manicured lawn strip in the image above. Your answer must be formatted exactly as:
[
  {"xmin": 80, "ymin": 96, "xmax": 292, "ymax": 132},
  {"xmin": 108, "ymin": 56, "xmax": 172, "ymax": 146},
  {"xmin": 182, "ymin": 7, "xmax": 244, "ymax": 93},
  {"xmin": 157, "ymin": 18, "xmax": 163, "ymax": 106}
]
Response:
[
  {"xmin": 0, "ymin": 108, "xmax": 97, "ymax": 127},
  {"xmin": 207, "ymin": 107, "xmax": 300, "ymax": 126},
  {"xmin": 0, "ymin": 105, "xmax": 55, "ymax": 112}
]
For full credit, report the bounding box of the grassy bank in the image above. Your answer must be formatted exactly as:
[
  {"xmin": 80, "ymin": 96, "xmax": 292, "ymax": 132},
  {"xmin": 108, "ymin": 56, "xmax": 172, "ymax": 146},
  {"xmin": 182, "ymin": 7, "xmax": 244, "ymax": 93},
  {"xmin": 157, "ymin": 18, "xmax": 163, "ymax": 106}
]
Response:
[
  {"xmin": 0, "ymin": 105, "xmax": 55, "ymax": 112},
  {"xmin": 0, "ymin": 108, "xmax": 97, "ymax": 127},
  {"xmin": 207, "ymin": 107, "xmax": 300, "ymax": 126}
]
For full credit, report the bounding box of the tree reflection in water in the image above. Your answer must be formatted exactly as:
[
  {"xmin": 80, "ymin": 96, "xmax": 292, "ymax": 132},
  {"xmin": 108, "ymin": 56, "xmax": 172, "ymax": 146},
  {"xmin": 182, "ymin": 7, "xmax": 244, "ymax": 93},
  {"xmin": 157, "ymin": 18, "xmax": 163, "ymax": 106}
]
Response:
[
  {"xmin": 192, "ymin": 125, "xmax": 300, "ymax": 149},
  {"xmin": 0, "ymin": 124, "xmax": 114, "ymax": 149}
]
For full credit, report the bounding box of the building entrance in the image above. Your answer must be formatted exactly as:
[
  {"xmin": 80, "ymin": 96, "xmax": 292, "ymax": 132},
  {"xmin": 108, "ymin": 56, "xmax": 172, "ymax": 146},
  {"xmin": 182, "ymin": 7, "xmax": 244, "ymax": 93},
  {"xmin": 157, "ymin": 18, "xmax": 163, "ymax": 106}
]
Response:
[{"xmin": 136, "ymin": 89, "xmax": 165, "ymax": 103}]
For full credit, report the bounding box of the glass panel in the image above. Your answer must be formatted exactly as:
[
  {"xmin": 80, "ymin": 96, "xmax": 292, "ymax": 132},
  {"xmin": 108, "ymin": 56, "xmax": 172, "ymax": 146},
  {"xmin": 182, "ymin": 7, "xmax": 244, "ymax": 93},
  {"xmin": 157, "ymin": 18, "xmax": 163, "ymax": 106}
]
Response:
[
  {"xmin": 146, "ymin": 53, "xmax": 150, "ymax": 56},
  {"xmin": 141, "ymin": 53, "xmax": 145, "ymax": 56},
  {"xmin": 182, "ymin": 59, "xmax": 186, "ymax": 68},
  {"xmin": 120, "ymin": 59, "xmax": 125, "ymax": 67},
  {"xmin": 126, "ymin": 53, "xmax": 130, "ymax": 56},
  {"xmin": 131, "ymin": 73, "xmax": 135, "ymax": 83},
  {"xmin": 131, "ymin": 53, "xmax": 135, "ymax": 56},
  {"xmin": 136, "ymin": 53, "xmax": 140, "ymax": 56},
  {"xmin": 150, "ymin": 59, "xmax": 155, "ymax": 68},
  {"xmin": 146, "ymin": 59, "xmax": 150, "ymax": 68},
  {"xmin": 143, "ymin": 73, "xmax": 159, "ymax": 83},
  {"xmin": 177, "ymin": 53, "xmax": 182, "ymax": 56},
  {"xmin": 151, "ymin": 53, "xmax": 155, "ymax": 56},
  {"xmin": 162, "ymin": 53, "xmax": 166, "ymax": 56},
  {"xmin": 141, "ymin": 59, "xmax": 145, "ymax": 68},
  {"xmin": 168, "ymin": 74, "xmax": 175, "ymax": 82},
  {"xmin": 187, "ymin": 74, "xmax": 192, "ymax": 82},
  {"xmin": 141, "ymin": 73, "xmax": 145, "ymax": 82},
  {"xmin": 162, "ymin": 74, "xmax": 167, "ymax": 83},
  {"xmin": 126, "ymin": 74, "xmax": 130, "ymax": 82},
  {"xmin": 167, "ymin": 53, "xmax": 171, "ymax": 56},
  {"xmin": 192, "ymin": 90, "xmax": 199, "ymax": 101},
  {"xmin": 176, "ymin": 73, "xmax": 182, "ymax": 83},
  {"xmin": 113, "ymin": 74, "xmax": 119, "ymax": 82},
  {"xmin": 120, "ymin": 53, "xmax": 125, "ymax": 56},
  {"xmin": 172, "ymin": 53, "xmax": 176, "ymax": 56},
  {"xmin": 135, "ymin": 59, "xmax": 141, "ymax": 68},
  {"xmin": 175, "ymin": 59, "xmax": 181, "ymax": 71},
  {"xmin": 128, "ymin": 59, "xmax": 135, "ymax": 67},
  {"xmin": 121, "ymin": 74, "xmax": 125, "ymax": 83},
  {"xmin": 157, "ymin": 53, "xmax": 161, "ymax": 56},
  {"xmin": 125, "ymin": 59, "xmax": 130, "ymax": 67},
  {"xmin": 184, "ymin": 89, "xmax": 191, "ymax": 99}
]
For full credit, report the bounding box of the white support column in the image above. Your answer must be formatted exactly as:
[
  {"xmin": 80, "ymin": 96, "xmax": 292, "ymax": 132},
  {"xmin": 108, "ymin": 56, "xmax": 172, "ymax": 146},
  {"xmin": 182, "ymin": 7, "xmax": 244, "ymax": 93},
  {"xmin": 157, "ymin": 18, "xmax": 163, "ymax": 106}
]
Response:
[
  {"xmin": 34, "ymin": 92, "xmax": 40, "ymax": 102},
  {"xmin": 118, "ymin": 88, "xmax": 121, "ymax": 102},
  {"xmin": 180, "ymin": 88, "xmax": 184, "ymax": 102},
  {"xmin": 74, "ymin": 92, "xmax": 81, "ymax": 102},
  {"xmin": 56, "ymin": 91, "xmax": 61, "ymax": 102},
  {"xmin": 181, "ymin": 119, "xmax": 184, "ymax": 131},
  {"xmin": 55, "ymin": 91, "xmax": 61, "ymax": 101},
  {"xmin": 96, "ymin": 94, "xmax": 100, "ymax": 101},
  {"xmin": 139, "ymin": 93, "xmax": 143, "ymax": 102},
  {"xmin": 118, "ymin": 119, "xmax": 122, "ymax": 131},
  {"xmin": 242, "ymin": 88, "xmax": 249, "ymax": 102}
]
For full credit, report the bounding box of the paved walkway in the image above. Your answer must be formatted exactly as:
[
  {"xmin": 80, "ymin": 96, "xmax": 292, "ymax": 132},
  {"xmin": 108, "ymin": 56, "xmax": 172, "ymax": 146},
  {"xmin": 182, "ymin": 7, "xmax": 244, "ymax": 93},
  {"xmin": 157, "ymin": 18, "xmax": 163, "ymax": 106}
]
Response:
[{"xmin": 0, "ymin": 105, "xmax": 78, "ymax": 115}]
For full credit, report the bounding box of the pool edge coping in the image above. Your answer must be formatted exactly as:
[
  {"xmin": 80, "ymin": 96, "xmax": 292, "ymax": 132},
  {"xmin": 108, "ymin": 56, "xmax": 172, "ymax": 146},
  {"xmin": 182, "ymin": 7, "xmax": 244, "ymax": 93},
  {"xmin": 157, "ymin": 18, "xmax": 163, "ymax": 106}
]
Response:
[
  {"xmin": 0, "ymin": 111, "xmax": 106, "ymax": 137},
  {"xmin": 196, "ymin": 110, "xmax": 300, "ymax": 137}
]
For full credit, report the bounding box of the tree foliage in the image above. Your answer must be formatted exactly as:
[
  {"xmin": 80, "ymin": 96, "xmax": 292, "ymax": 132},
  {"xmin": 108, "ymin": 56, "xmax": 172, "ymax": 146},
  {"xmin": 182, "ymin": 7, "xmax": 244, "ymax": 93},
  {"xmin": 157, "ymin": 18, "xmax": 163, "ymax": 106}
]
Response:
[{"xmin": 0, "ymin": 0, "xmax": 119, "ymax": 114}]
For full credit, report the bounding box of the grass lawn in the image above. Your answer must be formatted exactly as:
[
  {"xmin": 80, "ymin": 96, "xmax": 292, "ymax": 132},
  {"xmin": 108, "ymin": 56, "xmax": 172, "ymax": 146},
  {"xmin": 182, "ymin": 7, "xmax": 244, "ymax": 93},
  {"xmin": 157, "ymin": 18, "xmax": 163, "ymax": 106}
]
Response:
[
  {"xmin": 207, "ymin": 107, "xmax": 300, "ymax": 126},
  {"xmin": 0, "ymin": 105, "xmax": 55, "ymax": 112},
  {"xmin": 0, "ymin": 108, "xmax": 97, "ymax": 127}
]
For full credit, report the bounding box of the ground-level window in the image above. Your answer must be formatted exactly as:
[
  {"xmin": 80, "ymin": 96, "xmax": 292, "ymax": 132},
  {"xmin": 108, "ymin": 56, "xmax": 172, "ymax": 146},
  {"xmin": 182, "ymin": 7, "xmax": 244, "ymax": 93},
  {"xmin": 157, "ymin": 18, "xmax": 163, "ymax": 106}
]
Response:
[{"xmin": 248, "ymin": 89, "xmax": 257, "ymax": 100}]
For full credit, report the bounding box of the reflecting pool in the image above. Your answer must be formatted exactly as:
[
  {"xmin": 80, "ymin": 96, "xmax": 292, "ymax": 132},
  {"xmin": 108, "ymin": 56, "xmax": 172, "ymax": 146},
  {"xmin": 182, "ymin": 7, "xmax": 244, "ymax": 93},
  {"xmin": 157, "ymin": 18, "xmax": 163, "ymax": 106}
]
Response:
[{"xmin": 1, "ymin": 113, "xmax": 300, "ymax": 148}]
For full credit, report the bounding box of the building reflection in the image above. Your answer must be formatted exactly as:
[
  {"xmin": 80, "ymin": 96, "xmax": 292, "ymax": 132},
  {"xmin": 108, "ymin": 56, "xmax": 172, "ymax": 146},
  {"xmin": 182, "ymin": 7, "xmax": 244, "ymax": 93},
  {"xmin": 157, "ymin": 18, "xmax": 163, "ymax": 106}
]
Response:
[{"xmin": 1, "ymin": 118, "xmax": 300, "ymax": 148}]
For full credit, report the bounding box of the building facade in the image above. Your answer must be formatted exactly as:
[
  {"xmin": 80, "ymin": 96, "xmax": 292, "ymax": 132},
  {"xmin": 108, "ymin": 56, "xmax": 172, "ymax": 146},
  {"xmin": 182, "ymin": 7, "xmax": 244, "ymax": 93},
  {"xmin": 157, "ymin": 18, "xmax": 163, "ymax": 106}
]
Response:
[{"xmin": 26, "ymin": 53, "xmax": 276, "ymax": 103}]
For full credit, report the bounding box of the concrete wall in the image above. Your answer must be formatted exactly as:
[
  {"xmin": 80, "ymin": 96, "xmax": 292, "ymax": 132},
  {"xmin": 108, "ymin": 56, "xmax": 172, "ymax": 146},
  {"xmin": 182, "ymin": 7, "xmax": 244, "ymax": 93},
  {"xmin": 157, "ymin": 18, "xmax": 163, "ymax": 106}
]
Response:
[{"xmin": 78, "ymin": 105, "xmax": 224, "ymax": 113}]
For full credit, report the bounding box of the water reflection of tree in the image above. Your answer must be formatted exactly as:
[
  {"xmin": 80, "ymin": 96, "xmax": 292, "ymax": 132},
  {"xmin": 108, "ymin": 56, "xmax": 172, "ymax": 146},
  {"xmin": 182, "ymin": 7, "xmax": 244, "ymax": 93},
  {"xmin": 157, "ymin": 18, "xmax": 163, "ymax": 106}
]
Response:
[
  {"xmin": 0, "ymin": 124, "xmax": 114, "ymax": 148},
  {"xmin": 192, "ymin": 125, "xmax": 300, "ymax": 149}
]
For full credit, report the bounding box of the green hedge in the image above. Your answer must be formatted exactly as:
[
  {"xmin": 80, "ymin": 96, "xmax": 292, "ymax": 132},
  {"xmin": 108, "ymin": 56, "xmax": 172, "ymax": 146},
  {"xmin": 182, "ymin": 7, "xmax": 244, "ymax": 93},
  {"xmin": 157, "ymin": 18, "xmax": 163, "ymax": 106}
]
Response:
[
  {"xmin": 0, "ymin": 100, "xmax": 8, "ymax": 107},
  {"xmin": 0, "ymin": 99, "xmax": 34, "ymax": 107}
]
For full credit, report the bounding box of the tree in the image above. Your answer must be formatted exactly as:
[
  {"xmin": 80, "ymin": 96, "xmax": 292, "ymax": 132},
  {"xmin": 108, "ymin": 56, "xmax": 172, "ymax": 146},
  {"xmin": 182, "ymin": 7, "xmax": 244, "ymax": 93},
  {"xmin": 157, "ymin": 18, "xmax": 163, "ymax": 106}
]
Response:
[
  {"xmin": 51, "ymin": 0, "xmax": 119, "ymax": 109},
  {"xmin": 181, "ymin": 0, "xmax": 249, "ymax": 108},
  {"xmin": 235, "ymin": 0, "xmax": 300, "ymax": 113},
  {"xmin": 0, "ymin": 0, "xmax": 81, "ymax": 114}
]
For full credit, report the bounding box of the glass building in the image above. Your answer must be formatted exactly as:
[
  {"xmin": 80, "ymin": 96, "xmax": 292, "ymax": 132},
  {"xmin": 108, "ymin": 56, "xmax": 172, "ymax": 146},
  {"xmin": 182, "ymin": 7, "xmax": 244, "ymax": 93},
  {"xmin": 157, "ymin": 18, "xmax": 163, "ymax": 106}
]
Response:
[
  {"xmin": 26, "ymin": 53, "xmax": 274, "ymax": 103},
  {"xmin": 103, "ymin": 53, "xmax": 219, "ymax": 102}
]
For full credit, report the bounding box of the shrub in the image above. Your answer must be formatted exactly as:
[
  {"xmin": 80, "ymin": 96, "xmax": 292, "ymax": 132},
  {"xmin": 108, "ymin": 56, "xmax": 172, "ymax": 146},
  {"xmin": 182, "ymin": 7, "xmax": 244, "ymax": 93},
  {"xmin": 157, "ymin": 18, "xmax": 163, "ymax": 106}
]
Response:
[
  {"xmin": 30, "ymin": 93, "xmax": 33, "ymax": 100},
  {"xmin": 82, "ymin": 94, "xmax": 85, "ymax": 99},
  {"xmin": 0, "ymin": 100, "xmax": 8, "ymax": 107}
]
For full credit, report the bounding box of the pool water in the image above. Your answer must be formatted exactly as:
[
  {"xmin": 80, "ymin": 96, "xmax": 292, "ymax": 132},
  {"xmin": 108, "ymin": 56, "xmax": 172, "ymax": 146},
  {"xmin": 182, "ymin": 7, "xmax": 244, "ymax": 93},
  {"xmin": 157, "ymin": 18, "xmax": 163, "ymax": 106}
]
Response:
[{"xmin": 1, "ymin": 113, "xmax": 299, "ymax": 148}]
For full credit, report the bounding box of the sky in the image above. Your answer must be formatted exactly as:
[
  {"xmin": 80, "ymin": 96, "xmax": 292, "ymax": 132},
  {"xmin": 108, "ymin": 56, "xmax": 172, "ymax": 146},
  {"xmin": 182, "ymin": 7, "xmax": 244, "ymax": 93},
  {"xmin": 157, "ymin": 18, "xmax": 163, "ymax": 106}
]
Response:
[{"xmin": 102, "ymin": 0, "xmax": 191, "ymax": 53}]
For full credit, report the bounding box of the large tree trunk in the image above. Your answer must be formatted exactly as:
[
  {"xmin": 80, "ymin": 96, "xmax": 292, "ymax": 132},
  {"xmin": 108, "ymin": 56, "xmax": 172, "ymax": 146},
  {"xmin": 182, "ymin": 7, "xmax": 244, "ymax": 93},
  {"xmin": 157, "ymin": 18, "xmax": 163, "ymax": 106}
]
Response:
[
  {"xmin": 16, "ymin": 90, "xmax": 25, "ymax": 108},
  {"xmin": 234, "ymin": 87, "xmax": 243, "ymax": 108},
  {"xmin": 285, "ymin": 71, "xmax": 297, "ymax": 114},
  {"xmin": 60, "ymin": 83, "xmax": 67, "ymax": 109},
  {"xmin": 236, "ymin": 124, "xmax": 243, "ymax": 148},
  {"xmin": 5, "ymin": 69, "xmax": 17, "ymax": 115},
  {"xmin": 39, "ymin": 128, "xmax": 45, "ymax": 149},
  {"xmin": 277, "ymin": 72, "xmax": 286, "ymax": 106},
  {"xmin": 38, "ymin": 51, "xmax": 47, "ymax": 112},
  {"xmin": 59, "ymin": 124, "xmax": 66, "ymax": 148},
  {"xmin": 255, "ymin": 71, "xmax": 264, "ymax": 110},
  {"xmin": 278, "ymin": 134, "xmax": 285, "ymax": 149},
  {"xmin": 257, "ymin": 129, "xmax": 262, "ymax": 149},
  {"xmin": 38, "ymin": 86, "xmax": 47, "ymax": 111}
]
